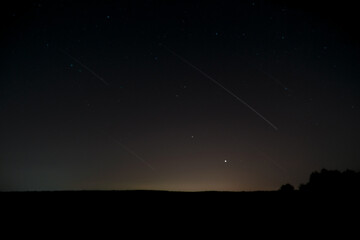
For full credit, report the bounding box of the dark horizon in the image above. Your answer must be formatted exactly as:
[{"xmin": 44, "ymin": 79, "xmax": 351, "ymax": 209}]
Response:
[
  {"xmin": 2, "ymin": 168, "xmax": 359, "ymax": 193},
  {"xmin": 1, "ymin": 0, "xmax": 360, "ymax": 192}
]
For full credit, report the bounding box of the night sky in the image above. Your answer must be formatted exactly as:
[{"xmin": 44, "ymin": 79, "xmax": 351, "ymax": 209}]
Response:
[{"xmin": 1, "ymin": 0, "xmax": 360, "ymax": 191}]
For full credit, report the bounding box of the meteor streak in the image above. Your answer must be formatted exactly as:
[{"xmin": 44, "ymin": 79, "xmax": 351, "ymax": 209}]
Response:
[
  {"xmin": 99, "ymin": 130, "xmax": 154, "ymax": 170},
  {"xmin": 164, "ymin": 45, "xmax": 278, "ymax": 131},
  {"xmin": 111, "ymin": 137, "xmax": 155, "ymax": 170},
  {"xmin": 257, "ymin": 67, "xmax": 289, "ymax": 91},
  {"xmin": 60, "ymin": 49, "xmax": 109, "ymax": 86}
]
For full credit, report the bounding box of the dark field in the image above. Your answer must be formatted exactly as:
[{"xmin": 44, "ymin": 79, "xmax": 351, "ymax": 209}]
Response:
[{"xmin": 2, "ymin": 189, "xmax": 359, "ymax": 232}]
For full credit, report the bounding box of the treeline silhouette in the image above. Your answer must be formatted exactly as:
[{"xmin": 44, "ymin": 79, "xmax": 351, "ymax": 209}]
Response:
[{"xmin": 280, "ymin": 169, "xmax": 360, "ymax": 192}]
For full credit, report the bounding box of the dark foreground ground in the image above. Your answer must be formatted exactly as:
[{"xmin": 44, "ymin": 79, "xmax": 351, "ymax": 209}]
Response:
[
  {"xmin": 3, "ymin": 190, "xmax": 359, "ymax": 209},
  {"xmin": 2, "ymin": 190, "xmax": 359, "ymax": 234}
]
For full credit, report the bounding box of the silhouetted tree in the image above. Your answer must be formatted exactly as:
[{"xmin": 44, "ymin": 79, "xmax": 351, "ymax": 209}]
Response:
[
  {"xmin": 279, "ymin": 184, "xmax": 294, "ymax": 192},
  {"xmin": 298, "ymin": 169, "xmax": 360, "ymax": 192}
]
